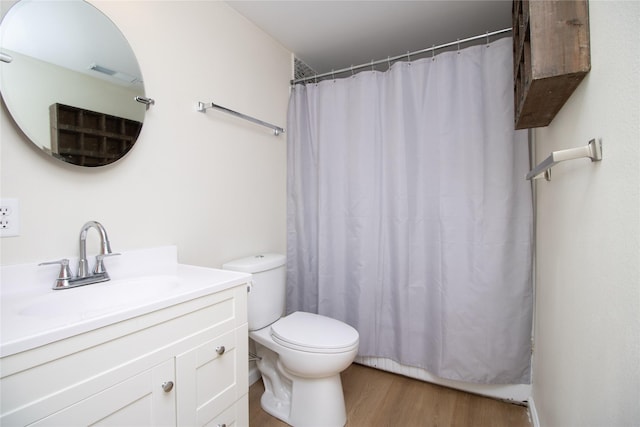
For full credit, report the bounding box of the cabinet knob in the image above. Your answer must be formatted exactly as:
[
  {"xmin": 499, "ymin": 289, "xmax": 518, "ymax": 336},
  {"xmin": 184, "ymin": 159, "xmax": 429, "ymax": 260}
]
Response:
[
  {"xmin": 215, "ymin": 345, "xmax": 225, "ymax": 355},
  {"xmin": 217, "ymin": 424, "xmax": 227, "ymax": 427},
  {"xmin": 161, "ymin": 381, "xmax": 174, "ymax": 392}
]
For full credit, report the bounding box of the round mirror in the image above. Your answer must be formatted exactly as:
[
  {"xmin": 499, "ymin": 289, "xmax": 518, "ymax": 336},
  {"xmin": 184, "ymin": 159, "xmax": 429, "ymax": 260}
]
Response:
[{"xmin": 0, "ymin": 0, "xmax": 147, "ymax": 167}]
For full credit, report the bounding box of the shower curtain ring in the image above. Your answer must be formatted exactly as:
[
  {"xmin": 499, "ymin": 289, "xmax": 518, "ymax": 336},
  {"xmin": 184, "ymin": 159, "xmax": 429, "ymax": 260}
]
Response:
[
  {"xmin": 457, "ymin": 38, "xmax": 461, "ymax": 54},
  {"xmin": 406, "ymin": 51, "xmax": 412, "ymax": 64},
  {"xmin": 432, "ymin": 45, "xmax": 436, "ymax": 61},
  {"xmin": 486, "ymin": 31, "xmax": 490, "ymax": 47},
  {"xmin": 371, "ymin": 60, "xmax": 375, "ymax": 72},
  {"xmin": 351, "ymin": 65, "xmax": 355, "ymax": 77},
  {"xmin": 387, "ymin": 56, "xmax": 391, "ymax": 71},
  {"xmin": 332, "ymin": 69, "xmax": 335, "ymax": 81}
]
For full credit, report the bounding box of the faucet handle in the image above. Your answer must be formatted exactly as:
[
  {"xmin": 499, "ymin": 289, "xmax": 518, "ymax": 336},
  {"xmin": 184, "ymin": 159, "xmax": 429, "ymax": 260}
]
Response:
[
  {"xmin": 39, "ymin": 259, "xmax": 73, "ymax": 289},
  {"xmin": 94, "ymin": 252, "xmax": 121, "ymax": 274}
]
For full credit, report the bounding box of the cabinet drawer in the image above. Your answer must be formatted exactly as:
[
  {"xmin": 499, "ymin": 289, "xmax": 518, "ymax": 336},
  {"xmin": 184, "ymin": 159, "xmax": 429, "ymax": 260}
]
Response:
[{"xmin": 27, "ymin": 360, "xmax": 175, "ymax": 427}]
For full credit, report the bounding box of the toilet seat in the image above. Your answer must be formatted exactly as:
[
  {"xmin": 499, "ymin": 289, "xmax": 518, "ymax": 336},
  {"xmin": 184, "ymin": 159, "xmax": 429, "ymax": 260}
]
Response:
[{"xmin": 271, "ymin": 312, "xmax": 359, "ymax": 354}]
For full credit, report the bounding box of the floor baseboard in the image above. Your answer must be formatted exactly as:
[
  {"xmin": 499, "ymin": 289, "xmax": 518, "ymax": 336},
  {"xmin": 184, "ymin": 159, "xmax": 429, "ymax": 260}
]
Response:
[{"xmin": 528, "ymin": 395, "xmax": 540, "ymax": 427}]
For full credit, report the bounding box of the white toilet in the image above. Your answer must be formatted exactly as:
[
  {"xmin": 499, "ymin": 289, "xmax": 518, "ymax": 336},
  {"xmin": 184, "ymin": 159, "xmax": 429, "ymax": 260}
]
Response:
[{"xmin": 223, "ymin": 254, "xmax": 359, "ymax": 427}]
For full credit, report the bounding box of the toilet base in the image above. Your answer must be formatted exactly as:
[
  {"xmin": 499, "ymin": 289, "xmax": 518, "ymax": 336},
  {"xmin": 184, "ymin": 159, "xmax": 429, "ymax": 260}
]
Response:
[
  {"xmin": 253, "ymin": 338, "xmax": 349, "ymax": 427},
  {"xmin": 289, "ymin": 374, "xmax": 347, "ymax": 427},
  {"xmin": 259, "ymin": 374, "xmax": 347, "ymax": 427},
  {"xmin": 260, "ymin": 388, "xmax": 291, "ymax": 424}
]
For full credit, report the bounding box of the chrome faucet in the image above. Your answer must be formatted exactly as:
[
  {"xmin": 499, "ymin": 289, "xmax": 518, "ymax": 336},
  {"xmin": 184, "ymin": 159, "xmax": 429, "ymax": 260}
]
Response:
[
  {"xmin": 39, "ymin": 220, "xmax": 120, "ymax": 290},
  {"xmin": 78, "ymin": 220, "xmax": 114, "ymax": 278}
]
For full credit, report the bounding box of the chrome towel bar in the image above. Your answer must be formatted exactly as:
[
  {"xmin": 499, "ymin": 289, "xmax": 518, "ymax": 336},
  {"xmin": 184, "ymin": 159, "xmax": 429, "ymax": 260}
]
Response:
[
  {"xmin": 527, "ymin": 138, "xmax": 603, "ymax": 181},
  {"xmin": 197, "ymin": 101, "xmax": 285, "ymax": 136}
]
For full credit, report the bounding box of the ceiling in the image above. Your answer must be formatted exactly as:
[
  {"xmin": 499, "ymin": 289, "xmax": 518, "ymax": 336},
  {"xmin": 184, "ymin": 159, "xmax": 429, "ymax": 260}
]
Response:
[{"xmin": 226, "ymin": 1, "xmax": 513, "ymax": 77}]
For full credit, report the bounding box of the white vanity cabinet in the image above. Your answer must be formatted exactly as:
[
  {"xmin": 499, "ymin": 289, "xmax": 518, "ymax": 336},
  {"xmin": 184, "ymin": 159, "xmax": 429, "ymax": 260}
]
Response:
[{"xmin": 0, "ymin": 282, "xmax": 249, "ymax": 427}]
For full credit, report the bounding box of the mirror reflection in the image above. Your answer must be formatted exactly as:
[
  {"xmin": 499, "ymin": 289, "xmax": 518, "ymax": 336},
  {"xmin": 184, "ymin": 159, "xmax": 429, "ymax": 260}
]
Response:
[{"xmin": 0, "ymin": 0, "xmax": 147, "ymax": 167}]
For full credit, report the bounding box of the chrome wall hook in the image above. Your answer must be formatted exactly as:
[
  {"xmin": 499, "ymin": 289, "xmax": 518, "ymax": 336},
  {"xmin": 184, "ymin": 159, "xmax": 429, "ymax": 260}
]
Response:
[
  {"xmin": 135, "ymin": 96, "xmax": 155, "ymax": 110},
  {"xmin": 0, "ymin": 52, "xmax": 13, "ymax": 63}
]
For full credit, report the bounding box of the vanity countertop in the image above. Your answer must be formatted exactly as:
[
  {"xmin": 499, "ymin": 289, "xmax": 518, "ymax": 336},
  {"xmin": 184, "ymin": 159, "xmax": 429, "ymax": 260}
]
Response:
[{"xmin": 0, "ymin": 246, "xmax": 251, "ymax": 357}]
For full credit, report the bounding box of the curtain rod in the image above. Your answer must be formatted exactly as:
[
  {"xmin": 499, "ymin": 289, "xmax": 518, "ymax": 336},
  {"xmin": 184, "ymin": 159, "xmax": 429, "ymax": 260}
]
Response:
[{"xmin": 291, "ymin": 27, "xmax": 512, "ymax": 85}]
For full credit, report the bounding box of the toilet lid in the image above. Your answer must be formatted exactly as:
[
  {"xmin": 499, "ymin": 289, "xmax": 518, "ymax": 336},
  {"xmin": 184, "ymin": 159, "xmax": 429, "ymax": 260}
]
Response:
[{"xmin": 270, "ymin": 312, "xmax": 359, "ymax": 353}]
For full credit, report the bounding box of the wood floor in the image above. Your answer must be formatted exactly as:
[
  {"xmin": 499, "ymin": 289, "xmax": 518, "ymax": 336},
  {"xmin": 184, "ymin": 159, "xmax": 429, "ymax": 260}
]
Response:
[{"xmin": 249, "ymin": 363, "xmax": 531, "ymax": 427}]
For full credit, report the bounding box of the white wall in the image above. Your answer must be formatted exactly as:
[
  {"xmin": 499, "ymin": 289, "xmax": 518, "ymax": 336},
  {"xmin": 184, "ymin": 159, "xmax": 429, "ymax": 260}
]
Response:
[
  {"xmin": 531, "ymin": 1, "xmax": 639, "ymax": 426},
  {"xmin": 0, "ymin": 0, "xmax": 291, "ymax": 268}
]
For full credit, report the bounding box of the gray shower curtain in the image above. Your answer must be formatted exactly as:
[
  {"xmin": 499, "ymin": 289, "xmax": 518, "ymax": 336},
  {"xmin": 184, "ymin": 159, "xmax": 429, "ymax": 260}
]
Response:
[{"xmin": 286, "ymin": 37, "xmax": 533, "ymax": 384}]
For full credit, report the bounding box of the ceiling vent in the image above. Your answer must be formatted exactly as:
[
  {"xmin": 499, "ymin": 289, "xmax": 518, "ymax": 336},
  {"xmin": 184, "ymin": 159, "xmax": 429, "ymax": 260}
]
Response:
[
  {"xmin": 89, "ymin": 63, "xmax": 141, "ymax": 85},
  {"xmin": 294, "ymin": 57, "xmax": 317, "ymax": 82}
]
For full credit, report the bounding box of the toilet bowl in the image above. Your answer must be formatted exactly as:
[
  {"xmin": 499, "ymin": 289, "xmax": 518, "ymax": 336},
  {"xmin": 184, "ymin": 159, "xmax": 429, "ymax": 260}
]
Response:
[
  {"xmin": 251, "ymin": 312, "xmax": 358, "ymax": 426},
  {"xmin": 223, "ymin": 254, "xmax": 359, "ymax": 427}
]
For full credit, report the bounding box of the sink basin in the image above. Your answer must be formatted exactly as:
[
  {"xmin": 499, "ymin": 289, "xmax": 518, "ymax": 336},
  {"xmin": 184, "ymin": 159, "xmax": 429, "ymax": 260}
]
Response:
[
  {"xmin": 0, "ymin": 246, "xmax": 251, "ymax": 357},
  {"xmin": 18, "ymin": 275, "xmax": 184, "ymax": 319}
]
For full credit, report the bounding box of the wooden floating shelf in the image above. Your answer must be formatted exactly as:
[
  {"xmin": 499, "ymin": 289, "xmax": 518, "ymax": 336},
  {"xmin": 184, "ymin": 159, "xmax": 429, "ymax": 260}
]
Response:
[{"xmin": 512, "ymin": 0, "xmax": 591, "ymax": 129}]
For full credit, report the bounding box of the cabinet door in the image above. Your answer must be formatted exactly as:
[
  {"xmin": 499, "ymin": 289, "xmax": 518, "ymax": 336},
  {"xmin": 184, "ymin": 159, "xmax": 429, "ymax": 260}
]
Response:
[
  {"xmin": 28, "ymin": 360, "xmax": 175, "ymax": 426},
  {"xmin": 176, "ymin": 327, "xmax": 248, "ymax": 426}
]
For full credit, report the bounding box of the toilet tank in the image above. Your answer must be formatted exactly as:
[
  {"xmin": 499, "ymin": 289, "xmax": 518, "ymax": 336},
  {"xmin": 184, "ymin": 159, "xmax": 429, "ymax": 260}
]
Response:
[{"xmin": 222, "ymin": 253, "xmax": 286, "ymax": 331}]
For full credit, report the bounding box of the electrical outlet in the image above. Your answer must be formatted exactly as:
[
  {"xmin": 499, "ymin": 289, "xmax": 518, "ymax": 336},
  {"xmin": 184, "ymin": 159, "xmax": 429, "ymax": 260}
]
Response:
[{"xmin": 0, "ymin": 198, "xmax": 20, "ymax": 237}]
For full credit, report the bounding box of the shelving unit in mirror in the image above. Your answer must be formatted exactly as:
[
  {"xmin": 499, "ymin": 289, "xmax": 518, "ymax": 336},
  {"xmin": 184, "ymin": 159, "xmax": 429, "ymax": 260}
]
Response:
[{"xmin": 49, "ymin": 104, "xmax": 142, "ymax": 167}]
